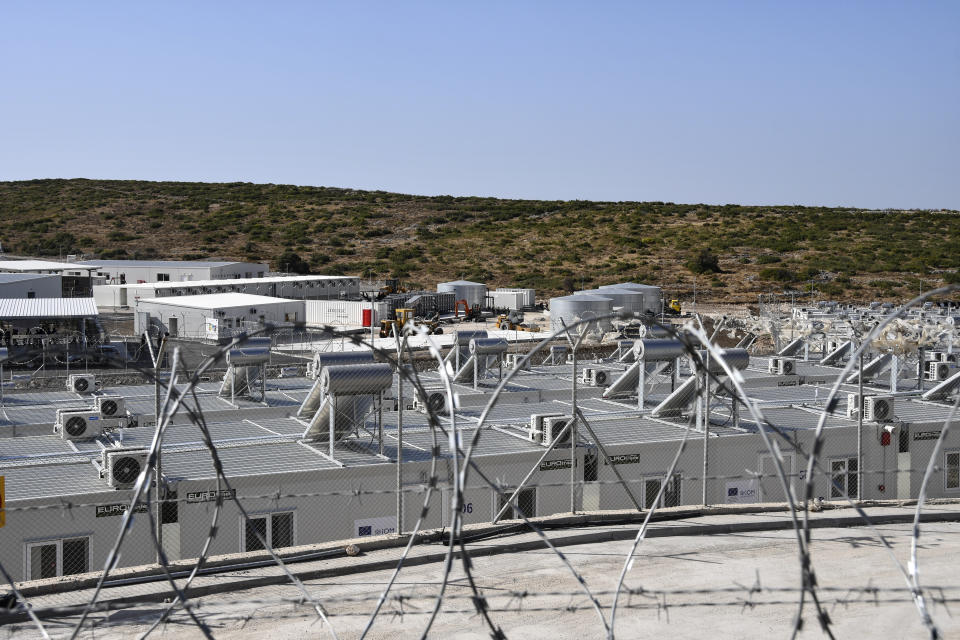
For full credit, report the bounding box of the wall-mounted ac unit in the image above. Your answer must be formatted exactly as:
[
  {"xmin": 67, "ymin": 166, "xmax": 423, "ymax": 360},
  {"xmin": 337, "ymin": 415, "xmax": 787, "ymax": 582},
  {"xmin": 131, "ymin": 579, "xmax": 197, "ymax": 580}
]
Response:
[
  {"xmin": 95, "ymin": 396, "xmax": 126, "ymax": 418},
  {"xmin": 925, "ymin": 361, "xmax": 951, "ymax": 382},
  {"xmin": 767, "ymin": 357, "xmax": 780, "ymax": 374},
  {"xmin": 542, "ymin": 416, "xmax": 573, "ymax": 446},
  {"xmin": 773, "ymin": 358, "xmax": 796, "ymax": 376},
  {"xmin": 55, "ymin": 410, "xmax": 103, "ymax": 441},
  {"xmin": 102, "ymin": 449, "xmax": 150, "ymax": 489},
  {"xmin": 583, "ymin": 369, "xmax": 610, "ymax": 386},
  {"xmin": 67, "ymin": 374, "xmax": 97, "ymax": 394},
  {"xmin": 528, "ymin": 413, "xmax": 563, "ymax": 443},
  {"xmin": 864, "ymin": 395, "xmax": 894, "ymax": 423},
  {"xmin": 505, "ymin": 353, "xmax": 529, "ymax": 370},
  {"xmin": 414, "ymin": 389, "xmax": 448, "ymax": 415}
]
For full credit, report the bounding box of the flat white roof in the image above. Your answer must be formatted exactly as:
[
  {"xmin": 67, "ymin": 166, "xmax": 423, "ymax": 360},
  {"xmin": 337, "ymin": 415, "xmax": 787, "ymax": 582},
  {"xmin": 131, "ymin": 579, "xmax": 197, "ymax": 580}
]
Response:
[
  {"xmin": 0, "ymin": 297, "xmax": 98, "ymax": 318},
  {"xmin": 79, "ymin": 259, "xmax": 263, "ymax": 269},
  {"xmin": 98, "ymin": 275, "xmax": 359, "ymax": 290},
  {"xmin": 137, "ymin": 293, "xmax": 298, "ymax": 310},
  {"xmin": 0, "ymin": 260, "xmax": 99, "ymax": 273},
  {"xmin": 0, "ymin": 273, "xmax": 60, "ymax": 284}
]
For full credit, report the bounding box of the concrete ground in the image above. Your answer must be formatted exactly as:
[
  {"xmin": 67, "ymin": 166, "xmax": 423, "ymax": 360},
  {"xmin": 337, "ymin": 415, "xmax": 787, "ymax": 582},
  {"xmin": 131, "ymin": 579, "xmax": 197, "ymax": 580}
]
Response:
[{"xmin": 7, "ymin": 507, "xmax": 959, "ymax": 639}]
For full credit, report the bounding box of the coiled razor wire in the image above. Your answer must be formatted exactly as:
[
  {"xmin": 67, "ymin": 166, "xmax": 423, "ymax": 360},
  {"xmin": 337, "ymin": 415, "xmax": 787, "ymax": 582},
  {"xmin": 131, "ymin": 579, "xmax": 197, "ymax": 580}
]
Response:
[{"xmin": 0, "ymin": 288, "xmax": 958, "ymax": 639}]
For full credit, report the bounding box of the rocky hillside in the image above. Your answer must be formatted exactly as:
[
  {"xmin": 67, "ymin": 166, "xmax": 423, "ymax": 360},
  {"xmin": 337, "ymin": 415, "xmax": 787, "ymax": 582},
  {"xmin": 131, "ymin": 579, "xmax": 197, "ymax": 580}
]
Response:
[{"xmin": 1, "ymin": 179, "xmax": 958, "ymax": 303}]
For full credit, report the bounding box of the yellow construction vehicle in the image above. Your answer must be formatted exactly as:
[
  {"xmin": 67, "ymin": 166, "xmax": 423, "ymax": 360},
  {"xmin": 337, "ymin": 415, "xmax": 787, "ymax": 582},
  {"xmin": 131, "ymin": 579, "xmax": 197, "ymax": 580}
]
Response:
[
  {"xmin": 668, "ymin": 299, "xmax": 682, "ymax": 314},
  {"xmin": 379, "ymin": 308, "xmax": 443, "ymax": 337},
  {"xmin": 495, "ymin": 311, "xmax": 540, "ymax": 332}
]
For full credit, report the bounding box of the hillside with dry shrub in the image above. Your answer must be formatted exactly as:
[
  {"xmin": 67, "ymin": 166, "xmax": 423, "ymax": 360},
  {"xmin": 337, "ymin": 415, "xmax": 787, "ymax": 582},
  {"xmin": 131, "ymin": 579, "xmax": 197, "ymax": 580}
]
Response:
[{"xmin": 1, "ymin": 179, "xmax": 958, "ymax": 303}]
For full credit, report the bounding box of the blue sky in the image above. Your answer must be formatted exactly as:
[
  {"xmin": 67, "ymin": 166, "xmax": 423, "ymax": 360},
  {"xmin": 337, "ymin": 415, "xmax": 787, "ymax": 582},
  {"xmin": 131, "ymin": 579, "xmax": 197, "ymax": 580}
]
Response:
[{"xmin": 2, "ymin": 1, "xmax": 957, "ymax": 208}]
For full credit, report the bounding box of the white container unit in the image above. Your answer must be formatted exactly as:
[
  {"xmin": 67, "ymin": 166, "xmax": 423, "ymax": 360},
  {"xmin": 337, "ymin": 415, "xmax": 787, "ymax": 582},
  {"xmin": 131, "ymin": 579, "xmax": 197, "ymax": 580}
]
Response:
[
  {"xmin": 437, "ymin": 280, "xmax": 486, "ymax": 309},
  {"xmin": 305, "ymin": 300, "xmax": 388, "ymax": 327},
  {"xmin": 548, "ymin": 294, "xmax": 614, "ymax": 334},
  {"xmin": 490, "ymin": 290, "xmax": 525, "ymax": 311},
  {"xmin": 494, "ymin": 288, "xmax": 535, "ymax": 309}
]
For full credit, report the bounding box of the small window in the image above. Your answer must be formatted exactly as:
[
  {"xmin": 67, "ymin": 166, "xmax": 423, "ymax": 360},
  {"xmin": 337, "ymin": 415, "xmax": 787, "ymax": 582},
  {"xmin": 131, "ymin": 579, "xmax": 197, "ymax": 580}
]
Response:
[
  {"xmin": 161, "ymin": 490, "xmax": 179, "ymax": 524},
  {"xmin": 831, "ymin": 457, "xmax": 858, "ymax": 498},
  {"xmin": 583, "ymin": 451, "xmax": 598, "ymax": 482},
  {"xmin": 156, "ymin": 274, "xmax": 170, "ymax": 282},
  {"xmin": 496, "ymin": 487, "xmax": 536, "ymax": 520},
  {"xmin": 26, "ymin": 291, "xmax": 36, "ymax": 299},
  {"xmin": 26, "ymin": 537, "xmax": 89, "ymax": 580},
  {"xmin": 243, "ymin": 512, "xmax": 294, "ymax": 552},
  {"xmin": 946, "ymin": 452, "xmax": 960, "ymax": 490}
]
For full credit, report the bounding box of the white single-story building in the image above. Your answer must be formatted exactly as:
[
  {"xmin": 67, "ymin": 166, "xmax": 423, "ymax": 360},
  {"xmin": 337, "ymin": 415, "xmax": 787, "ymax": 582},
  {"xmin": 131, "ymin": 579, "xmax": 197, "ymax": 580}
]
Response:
[
  {"xmin": 79, "ymin": 260, "xmax": 268, "ymax": 284},
  {"xmin": 0, "ymin": 273, "xmax": 62, "ymax": 299},
  {"xmin": 94, "ymin": 275, "xmax": 361, "ymax": 309},
  {"xmin": 133, "ymin": 293, "xmax": 305, "ymax": 339}
]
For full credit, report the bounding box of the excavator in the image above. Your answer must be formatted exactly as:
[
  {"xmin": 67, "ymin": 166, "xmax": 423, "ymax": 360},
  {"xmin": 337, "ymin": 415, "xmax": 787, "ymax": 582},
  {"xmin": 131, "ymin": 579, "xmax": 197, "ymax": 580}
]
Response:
[
  {"xmin": 453, "ymin": 299, "xmax": 482, "ymax": 321},
  {"xmin": 495, "ymin": 310, "xmax": 540, "ymax": 332},
  {"xmin": 379, "ymin": 308, "xmax": 444, "ymax": 338}
]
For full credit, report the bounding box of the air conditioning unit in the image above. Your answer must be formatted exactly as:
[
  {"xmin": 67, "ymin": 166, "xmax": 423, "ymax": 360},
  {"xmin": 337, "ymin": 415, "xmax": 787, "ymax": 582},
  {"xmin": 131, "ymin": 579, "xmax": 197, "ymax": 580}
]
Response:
[
  {"xmin": 55, "ymin": 410, "xmax": 104, "ymax": 441},
  {"xmin": 773, "ymin": 358, "xmax": 796, "ymax": 376},
  {"xmin": 102, "ymin": 448, "xmax": 150, "ymax": 489},
  {"xmin": 414, "ymin": 389, "xmax": 448, "ymax": 415},
  {"xmin": 767, "ymin": 357, "xmax": 781, "ymax": 374},
  {"xmin": 864, "ymin": 395, "xmax": 894, "ymax": 423},
  {"xmin": 585, "ymin": 369, "xmax": 610, "ymax": 386},
  {"xmin": 925, "ymin": 361, "xmax": 951, "ymax": 382},
  {"xmin": 542, "ymin": 416, "xmax": 573, "ymax": 446},
  {"xmin": 529, "ymin": 412, "xmax": 563, "ymax": 441},
  {"xmin": 67, "ymin": 374, "xmax": 97, "ymax": 394},
  {"xmin": 95, "ymin": 396, "xmax": 126, "ymax": 418},
  {"xmin": 505, "ymin": 353, "xmax": 529, "ymax": 370},
  {"xmin": 926, "ymin": 351, "xmax": 947, "ymax": 363}
]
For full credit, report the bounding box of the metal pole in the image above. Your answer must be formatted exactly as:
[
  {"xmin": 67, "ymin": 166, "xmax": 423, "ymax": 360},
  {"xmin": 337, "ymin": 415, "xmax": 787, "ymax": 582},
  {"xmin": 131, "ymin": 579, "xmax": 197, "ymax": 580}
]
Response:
[
  {"xmin": 570, "ymin": 339, "xmax": 578, "ymax": 514},
  {"xmin": 701, "ymin": 364, "xmax": 709, "ymax": 506},
  {"xmin": 329, "ymin": 394, "xmax": 336, "ymax": 459},
  {"xmin": 396, "ymin": 365, "xmax": 404, "ymax": 535},
  {"xmin": 378, "ymin": 392, "xmax": 384, "ymax": 457},
  {"xmin": 637, "ymin": 359, "xmax": 645, "ymax": 411},
  {"xmin": 154, "ymin": 339, "xmax": 167, "ymax": 565},
  {"xmin": 857, "ymin": 351, "xmax": 864, "ymax": 501}
]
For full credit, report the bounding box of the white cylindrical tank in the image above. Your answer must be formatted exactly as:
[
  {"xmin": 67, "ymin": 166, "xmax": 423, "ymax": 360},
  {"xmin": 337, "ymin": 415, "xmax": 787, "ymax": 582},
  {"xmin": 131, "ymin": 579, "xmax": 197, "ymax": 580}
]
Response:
[
  {"xmin": 438, "ymin": 280, "xmax": 486, "ymax": 309},
  {"xmin": 548, "ymin": 294, "xmax": 613, "ymax": 334},
  {"xmin": 575, "ymin": 288, "xmax": 645, "ymax": 316},
  {"xmin": 600, "ymin": 283, "xmax": 662, "ymax": 314}
]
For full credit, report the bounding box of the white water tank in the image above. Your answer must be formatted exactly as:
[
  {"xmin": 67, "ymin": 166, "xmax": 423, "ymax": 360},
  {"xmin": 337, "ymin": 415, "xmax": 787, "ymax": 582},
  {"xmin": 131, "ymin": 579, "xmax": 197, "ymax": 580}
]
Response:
[
  {"xmin": 575, "ymin": 288, "xmax": 645, "ymax": 316},
  {"xmin": 438, "ymin": 280, "xmax": 486, "ymax": 309},
  {"xmin": 600, "ymin": 283, "xmax": 662, "ymax": 314},
  {"xmin": 549, "ymin": 294, "xmax": 613, "ymax": 334}
]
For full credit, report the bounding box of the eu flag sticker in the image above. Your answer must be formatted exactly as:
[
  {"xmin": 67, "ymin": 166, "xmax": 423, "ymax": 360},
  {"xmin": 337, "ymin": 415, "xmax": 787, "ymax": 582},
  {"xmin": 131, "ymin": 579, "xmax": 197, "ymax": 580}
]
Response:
[{"xmin": 359, "ymin": 526, "xmax": 372, "ymax": 536}]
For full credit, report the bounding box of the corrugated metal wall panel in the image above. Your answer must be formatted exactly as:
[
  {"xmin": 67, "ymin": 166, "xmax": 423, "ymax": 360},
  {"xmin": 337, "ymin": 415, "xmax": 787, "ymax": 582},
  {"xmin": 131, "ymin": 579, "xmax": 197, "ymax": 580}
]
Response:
[{"xmin": 305, "ymin": 300, "xmax": 384, "ymax": 326}]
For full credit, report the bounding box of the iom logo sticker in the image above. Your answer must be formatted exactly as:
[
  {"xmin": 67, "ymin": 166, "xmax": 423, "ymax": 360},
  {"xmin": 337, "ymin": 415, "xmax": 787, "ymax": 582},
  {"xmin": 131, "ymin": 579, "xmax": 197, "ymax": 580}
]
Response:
[
  {"xmin": 725, "ymin": 480, "xmax": 759, "ymax": 504},
  {"xmin": 354, "ymin": 516, "xmax": 397, "ymax": 538}
]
